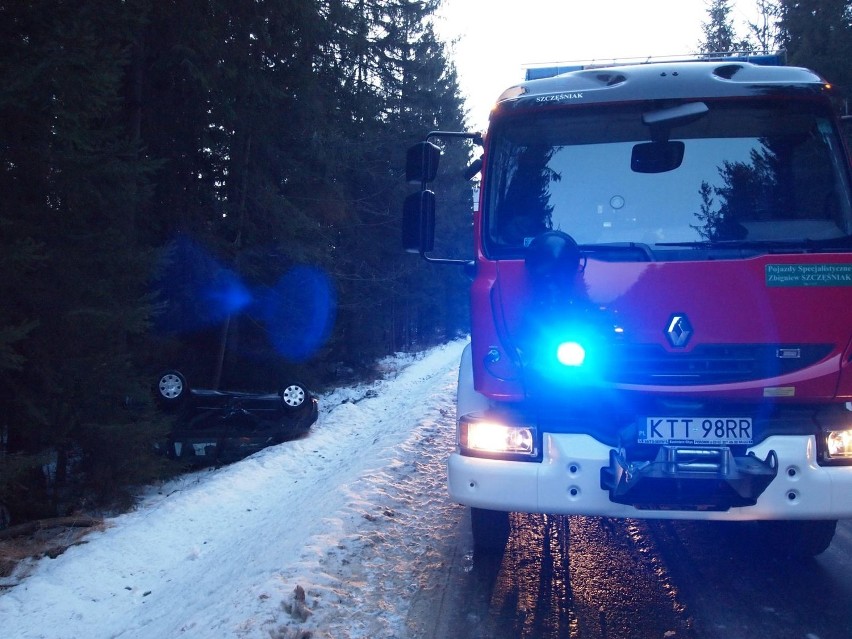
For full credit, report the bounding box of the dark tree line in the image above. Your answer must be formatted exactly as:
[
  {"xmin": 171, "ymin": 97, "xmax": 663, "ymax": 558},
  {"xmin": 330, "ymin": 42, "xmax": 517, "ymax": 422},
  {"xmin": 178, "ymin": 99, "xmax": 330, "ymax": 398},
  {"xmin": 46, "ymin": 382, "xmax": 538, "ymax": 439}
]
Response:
[
  {"xmin": 0, "ymin": 0, "xmax": 472, "ymax": 522},
  {"xmin": 4, "ymin": 0, "xmax": 846, "ymax": 525},
  {"xmin": 698, "ymin": 0, "xmax": 852, "ymax": 174},
  {"xmin": 777, "ymin": 0, "xmax": 852, "ymax": 108},
  {"xmin": 700, "ymin": 0, "xmax": 852, "ymax": 108}
]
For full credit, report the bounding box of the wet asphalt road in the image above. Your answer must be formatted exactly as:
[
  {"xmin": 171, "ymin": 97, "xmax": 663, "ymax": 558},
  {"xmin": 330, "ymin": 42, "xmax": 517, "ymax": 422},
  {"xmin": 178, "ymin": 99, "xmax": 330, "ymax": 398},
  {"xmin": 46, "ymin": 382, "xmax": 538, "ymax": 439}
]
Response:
[{"xmin": 424, "ymin": 514, "xmax": 852, "ymax": 639}]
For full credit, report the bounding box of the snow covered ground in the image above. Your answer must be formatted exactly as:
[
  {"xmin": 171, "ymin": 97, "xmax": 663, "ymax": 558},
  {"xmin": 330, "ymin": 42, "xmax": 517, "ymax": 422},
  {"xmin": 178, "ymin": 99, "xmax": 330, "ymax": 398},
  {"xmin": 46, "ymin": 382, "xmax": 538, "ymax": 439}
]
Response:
[{"xmin": 0, "ymin": 339, "xmax": 469, "ymax": 639}]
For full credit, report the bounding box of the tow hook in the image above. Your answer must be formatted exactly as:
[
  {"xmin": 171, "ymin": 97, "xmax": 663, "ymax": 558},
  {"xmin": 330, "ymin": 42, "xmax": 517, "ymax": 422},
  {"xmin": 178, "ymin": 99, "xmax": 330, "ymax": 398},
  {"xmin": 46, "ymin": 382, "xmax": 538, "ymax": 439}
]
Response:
[{"xmin": 601, "ymin": 447, "xmax": 778, "ymax": 511}]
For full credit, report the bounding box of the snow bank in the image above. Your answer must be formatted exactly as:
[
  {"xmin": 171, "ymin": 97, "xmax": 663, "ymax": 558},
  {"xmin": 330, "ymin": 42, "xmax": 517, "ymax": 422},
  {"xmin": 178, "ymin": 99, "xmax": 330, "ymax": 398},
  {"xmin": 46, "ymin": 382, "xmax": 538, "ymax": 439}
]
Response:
[{"xmin": 0, "ymin": 339, "xmax": 469, "ymax": 639}]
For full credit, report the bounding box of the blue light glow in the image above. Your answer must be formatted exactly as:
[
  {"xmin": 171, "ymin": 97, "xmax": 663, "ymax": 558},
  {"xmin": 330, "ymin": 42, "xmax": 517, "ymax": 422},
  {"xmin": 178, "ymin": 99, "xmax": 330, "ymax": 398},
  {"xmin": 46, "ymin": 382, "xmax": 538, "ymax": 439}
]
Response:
[
  {"xmin": 204, "ymin": 269, "xmax": 253, "ymax": 318},
  {"xmin": 154, "ymin": 236, "xmax": 254, "ymax": 332},
  {"xmin": 258, "ymin": 266, "xmax": 337, "ymax": 362},
  {"xmin": 154, "ymin": 238, "xmax": 336, "ymax": 364}
]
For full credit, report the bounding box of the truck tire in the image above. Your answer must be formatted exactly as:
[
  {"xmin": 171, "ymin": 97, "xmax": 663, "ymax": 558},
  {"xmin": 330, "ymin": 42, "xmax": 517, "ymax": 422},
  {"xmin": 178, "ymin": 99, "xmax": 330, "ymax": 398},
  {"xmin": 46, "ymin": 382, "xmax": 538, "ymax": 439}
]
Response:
[
  {"xmin": 471, "ymin": 507, "xmax": 510, "ymax": 554},
  {"xmin": 758, "ymin": 519, "xmax": 837, "ymax": 557}
]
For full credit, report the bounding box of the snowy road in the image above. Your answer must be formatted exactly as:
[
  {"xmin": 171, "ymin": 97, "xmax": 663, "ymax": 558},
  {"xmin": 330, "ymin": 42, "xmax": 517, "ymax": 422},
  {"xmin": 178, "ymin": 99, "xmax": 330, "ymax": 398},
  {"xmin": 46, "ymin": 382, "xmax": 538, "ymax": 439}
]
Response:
[{"xmin": 1, "ymin": 340, "xmax": 469, "ymax": 639}]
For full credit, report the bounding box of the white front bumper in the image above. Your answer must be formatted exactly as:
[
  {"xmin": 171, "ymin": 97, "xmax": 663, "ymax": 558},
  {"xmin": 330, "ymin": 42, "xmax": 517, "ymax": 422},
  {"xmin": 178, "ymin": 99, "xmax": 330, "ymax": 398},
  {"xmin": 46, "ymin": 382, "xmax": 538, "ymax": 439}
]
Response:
[{"xmin": 448, "ymin": 433, "xmax": 852, "ymax": 520}]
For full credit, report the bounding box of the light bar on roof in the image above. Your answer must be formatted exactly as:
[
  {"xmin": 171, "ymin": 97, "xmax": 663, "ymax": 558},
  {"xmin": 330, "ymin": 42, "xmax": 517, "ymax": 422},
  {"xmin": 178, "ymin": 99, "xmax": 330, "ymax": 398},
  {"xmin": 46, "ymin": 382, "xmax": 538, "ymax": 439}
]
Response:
[{"xmin": 523, "ymin": 51, "xmax": 786, "ymax": 81}]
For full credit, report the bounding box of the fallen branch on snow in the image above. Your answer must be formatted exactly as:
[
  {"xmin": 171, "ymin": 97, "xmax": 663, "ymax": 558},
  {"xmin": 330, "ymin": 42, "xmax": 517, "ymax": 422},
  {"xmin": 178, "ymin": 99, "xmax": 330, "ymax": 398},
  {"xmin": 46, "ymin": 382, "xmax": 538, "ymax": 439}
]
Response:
[{"xmin": 0, "ymin": 516, "xmax": 102, "ymax": 541}]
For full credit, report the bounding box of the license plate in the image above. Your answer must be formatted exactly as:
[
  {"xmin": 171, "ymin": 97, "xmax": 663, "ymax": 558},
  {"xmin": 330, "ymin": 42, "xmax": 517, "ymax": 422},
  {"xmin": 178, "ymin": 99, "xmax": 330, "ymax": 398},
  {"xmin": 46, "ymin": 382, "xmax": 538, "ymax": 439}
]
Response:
[{"xmin": 638, "ymin": 417, "xmax": 753, "ymax": 445}]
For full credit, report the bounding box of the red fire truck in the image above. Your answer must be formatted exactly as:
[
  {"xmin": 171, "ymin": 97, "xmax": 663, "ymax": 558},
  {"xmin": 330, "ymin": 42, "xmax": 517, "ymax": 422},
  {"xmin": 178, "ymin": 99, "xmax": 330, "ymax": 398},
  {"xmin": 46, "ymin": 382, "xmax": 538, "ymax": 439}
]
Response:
[{"xmin": 403, "ymin": 54, "xmax": 852, "ymax": 556}]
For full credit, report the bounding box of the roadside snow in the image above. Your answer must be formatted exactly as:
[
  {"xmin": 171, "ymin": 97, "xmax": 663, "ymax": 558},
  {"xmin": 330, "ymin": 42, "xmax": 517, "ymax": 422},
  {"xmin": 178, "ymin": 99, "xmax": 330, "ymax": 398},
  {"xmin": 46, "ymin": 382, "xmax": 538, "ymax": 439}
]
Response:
[{"xmin": 0, "ymin": 339, "xmax": 469, "ymax": 639}]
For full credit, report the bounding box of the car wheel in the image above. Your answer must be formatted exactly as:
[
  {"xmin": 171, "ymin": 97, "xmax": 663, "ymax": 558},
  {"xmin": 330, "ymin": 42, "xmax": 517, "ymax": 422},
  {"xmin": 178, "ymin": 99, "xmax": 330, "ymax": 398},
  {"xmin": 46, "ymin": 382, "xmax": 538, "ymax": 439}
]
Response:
[
  {"xmin": 280, "ymin": 382, "xmax": 308, "ymax": 412},
  {"xmin": 156, "ymin": 370, "xmax": 188, "ymax": 409}
]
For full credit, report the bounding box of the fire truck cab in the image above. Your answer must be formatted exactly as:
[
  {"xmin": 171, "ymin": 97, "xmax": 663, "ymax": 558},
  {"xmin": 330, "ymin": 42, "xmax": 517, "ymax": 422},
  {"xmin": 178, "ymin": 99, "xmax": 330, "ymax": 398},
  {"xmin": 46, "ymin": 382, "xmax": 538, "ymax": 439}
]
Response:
[{"xmin": 403, "ymin": 54, "xmax": 852, "ymax": 556}]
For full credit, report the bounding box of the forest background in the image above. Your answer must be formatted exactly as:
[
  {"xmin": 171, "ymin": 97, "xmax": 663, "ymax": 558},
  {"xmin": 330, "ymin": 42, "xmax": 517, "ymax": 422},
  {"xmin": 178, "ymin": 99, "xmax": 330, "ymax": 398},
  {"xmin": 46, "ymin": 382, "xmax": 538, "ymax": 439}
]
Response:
[{"xmin": 0, "ymin": 0, "xmax": 850, "ymax": 524}]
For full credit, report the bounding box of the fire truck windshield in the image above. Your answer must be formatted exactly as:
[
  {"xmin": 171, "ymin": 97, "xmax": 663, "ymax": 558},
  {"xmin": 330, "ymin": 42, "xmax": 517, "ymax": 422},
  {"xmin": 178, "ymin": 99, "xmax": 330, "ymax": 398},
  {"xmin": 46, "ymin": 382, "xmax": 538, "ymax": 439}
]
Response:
[{"xmin": 484, "ymin": 99, "xmax": 852, "ymax": 258}]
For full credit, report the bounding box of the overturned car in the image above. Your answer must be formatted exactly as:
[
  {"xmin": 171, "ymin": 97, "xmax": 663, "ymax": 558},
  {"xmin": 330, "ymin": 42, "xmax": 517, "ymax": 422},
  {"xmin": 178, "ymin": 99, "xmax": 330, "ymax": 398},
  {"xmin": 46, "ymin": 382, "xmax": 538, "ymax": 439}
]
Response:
[{"xmin": 154, "ymin": 370, "xmax": 318, "ymax": 465}]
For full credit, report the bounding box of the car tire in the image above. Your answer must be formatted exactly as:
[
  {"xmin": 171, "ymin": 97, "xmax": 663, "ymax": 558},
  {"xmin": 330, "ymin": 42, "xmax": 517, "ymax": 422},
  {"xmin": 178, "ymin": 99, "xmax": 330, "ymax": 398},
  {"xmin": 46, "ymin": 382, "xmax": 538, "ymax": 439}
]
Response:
[
  {"xmin": 156, "ymin": 370, "xmax": 189, "ymax": 409},
  {"xmin": 280, "ymin": 382, "xmax": 309, "ymax": 413},
  {"xmin": 471, "ymin": 507, "xmax": 511, "ymax": 554}
]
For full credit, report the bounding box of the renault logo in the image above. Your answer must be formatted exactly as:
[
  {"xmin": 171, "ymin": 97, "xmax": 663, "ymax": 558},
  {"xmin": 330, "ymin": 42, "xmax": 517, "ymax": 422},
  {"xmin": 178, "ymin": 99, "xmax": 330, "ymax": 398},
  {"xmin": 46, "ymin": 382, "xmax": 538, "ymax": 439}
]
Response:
[{"xmin": 665, "ymin": 314, "xmax": 693, "ymax": 348}]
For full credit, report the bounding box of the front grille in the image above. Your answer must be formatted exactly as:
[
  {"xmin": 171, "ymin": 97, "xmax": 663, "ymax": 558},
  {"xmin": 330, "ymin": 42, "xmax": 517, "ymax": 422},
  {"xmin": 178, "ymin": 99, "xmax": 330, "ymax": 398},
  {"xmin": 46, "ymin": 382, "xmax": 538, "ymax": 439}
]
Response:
[{"xmin": 609, "ymin": 344, "xmax": 833, "ymax": 385}]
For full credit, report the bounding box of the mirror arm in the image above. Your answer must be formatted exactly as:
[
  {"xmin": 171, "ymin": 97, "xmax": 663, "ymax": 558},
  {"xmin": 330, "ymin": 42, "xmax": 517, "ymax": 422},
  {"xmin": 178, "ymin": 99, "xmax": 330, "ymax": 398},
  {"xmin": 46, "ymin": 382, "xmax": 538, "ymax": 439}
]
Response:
[{"xmin": 426, "ymin": 130, "xmax": 484, "ymax": 146}]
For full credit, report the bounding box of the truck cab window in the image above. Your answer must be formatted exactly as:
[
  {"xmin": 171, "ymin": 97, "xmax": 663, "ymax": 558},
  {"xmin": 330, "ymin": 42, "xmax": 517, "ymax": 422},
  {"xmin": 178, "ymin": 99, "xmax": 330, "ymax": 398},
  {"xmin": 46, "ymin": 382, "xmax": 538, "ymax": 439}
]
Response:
[{"xmin": 484, "ymin": 101, "xmax": 852, "ymax": 257}]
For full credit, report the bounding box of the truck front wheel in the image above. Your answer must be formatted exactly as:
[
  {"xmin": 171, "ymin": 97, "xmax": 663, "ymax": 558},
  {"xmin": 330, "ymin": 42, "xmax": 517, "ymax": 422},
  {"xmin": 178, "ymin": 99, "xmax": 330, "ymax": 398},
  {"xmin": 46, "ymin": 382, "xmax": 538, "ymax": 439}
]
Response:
[
  {"xmin": 471, "ymin": 507, "xmax": 510, "ymax": 554},
  {"xmin": 758, "ymin": 519, "xmax": 837, "ymax": 557}
]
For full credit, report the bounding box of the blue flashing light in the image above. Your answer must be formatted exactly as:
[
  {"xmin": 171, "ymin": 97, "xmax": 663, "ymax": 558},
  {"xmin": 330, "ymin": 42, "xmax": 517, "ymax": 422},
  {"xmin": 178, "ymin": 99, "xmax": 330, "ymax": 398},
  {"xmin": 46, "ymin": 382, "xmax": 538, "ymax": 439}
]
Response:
[
  {"xmin": 556, "ymin": 341, "xmax": 586, "ymax": 367},
  {"xmin": 706, "ymin": 52, "xmax": 784, "ymax": 66},
  {"xmin": 525, "ymin": 65, "xmax": 585, "ymax": 81},
  {"xmin": 533, "ymin": 324, "xmax": 612, "ymax": 384}
]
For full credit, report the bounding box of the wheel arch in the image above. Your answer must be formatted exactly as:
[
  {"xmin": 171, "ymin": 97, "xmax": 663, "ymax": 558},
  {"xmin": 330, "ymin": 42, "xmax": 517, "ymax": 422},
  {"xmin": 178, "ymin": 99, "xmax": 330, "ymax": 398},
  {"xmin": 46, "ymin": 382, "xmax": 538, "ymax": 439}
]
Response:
[{"xmin": 457, "ymin": 343, "xmax": 490, "ymax": 418}]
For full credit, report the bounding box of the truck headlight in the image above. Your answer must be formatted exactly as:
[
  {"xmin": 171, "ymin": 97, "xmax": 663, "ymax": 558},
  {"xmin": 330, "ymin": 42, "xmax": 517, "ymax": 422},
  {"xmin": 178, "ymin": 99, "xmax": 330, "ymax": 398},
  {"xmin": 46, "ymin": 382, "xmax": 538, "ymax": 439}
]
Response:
[
  {"xmin": 825, "ymin": 429, "xmax": 852, "ymax": 460},
  {"xmin": 459, "ymin": 416, "xmax": 538, "ymax": 459}
]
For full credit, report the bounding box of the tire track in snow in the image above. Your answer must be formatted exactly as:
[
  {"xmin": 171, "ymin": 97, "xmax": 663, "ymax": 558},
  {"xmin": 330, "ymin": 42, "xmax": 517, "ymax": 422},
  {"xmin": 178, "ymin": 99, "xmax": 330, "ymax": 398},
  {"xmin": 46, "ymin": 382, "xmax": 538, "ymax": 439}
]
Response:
[{"xmin": 257, "ymin": 340, "xmax": 467, "ymax": 639}]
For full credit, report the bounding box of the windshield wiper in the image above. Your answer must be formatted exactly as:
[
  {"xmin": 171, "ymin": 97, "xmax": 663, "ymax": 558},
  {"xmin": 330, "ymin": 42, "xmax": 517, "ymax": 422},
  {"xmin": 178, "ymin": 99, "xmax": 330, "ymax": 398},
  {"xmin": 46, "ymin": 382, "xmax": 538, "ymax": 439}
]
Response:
[
  {"xmin": 655, "ymin": 236, "xmax": 852, "ymax": 253},
  {"xmin": 580, "ymin": 242, "xmax": 655, "ymax": 261}
]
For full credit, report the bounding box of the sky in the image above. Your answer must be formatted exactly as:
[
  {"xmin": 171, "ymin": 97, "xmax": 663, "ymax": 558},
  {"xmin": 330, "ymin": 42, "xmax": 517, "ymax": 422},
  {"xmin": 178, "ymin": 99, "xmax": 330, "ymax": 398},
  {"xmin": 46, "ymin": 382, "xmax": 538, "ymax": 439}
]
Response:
[{"xmin": 435, "ymin": 0, "xmax": 762, "ymax": 130}]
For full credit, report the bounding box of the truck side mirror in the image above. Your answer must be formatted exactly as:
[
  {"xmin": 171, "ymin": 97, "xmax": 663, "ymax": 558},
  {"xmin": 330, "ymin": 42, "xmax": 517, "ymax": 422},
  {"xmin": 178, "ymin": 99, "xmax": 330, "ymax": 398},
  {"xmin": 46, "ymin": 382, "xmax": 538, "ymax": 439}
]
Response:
[
  {"xmin": 402, "ymin": 191, "xmax": 435, "ymax": 253},
  {"xmin": 463, "ymin": 156, "xmax": 483, "ymax": 181},
  {"xmin": 406, "ymin": 142, "xmax": 441, "ymax": 183}
]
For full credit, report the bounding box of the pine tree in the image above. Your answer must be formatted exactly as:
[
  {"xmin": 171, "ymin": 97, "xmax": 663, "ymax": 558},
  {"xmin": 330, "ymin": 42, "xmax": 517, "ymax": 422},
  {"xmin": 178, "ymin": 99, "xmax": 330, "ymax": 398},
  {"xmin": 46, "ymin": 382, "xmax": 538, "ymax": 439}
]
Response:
[
  {"xmin": 747, "ymin": 0, "xmax": 783, "ymax": 52},
  {"xmin": 778, "ymin": 0, "xmax": 852, "ymax": 103},
  {"xmin": 699, "ymin": 0, "xmax": 752, "ymax": 53},
  {"xmin": 0, "ymin": 0, "xmax": 162, "ymax": 519}
]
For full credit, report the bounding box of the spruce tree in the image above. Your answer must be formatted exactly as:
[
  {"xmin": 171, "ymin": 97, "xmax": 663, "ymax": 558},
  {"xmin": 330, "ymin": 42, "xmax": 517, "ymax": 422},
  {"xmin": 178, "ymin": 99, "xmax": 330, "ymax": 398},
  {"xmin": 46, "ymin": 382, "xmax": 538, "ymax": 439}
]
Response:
[
  {"xmin": 699, "ymin": 0, "xmax": 752, "ymax": 53},
  {"xmin": 0, "ymin": 0, "xmax": 162, "ymax": 519},
  {"xmin": 778, "ymin": 0, "xmax": 852, "ymax": 103}
]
